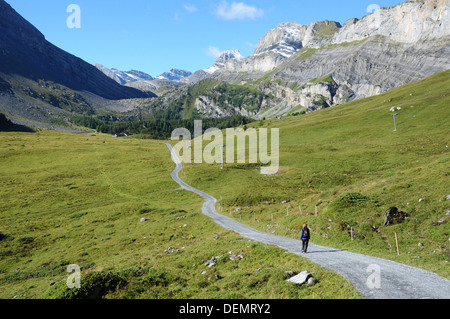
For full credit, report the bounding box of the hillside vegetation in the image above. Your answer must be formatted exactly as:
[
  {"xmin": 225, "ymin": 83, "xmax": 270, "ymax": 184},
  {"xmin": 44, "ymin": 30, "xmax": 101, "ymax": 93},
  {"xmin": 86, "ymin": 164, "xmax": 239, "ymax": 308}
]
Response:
[
  {"xmin": 180, "ymin": 70, "xmax": 450, "ymax": 278},
  {"xmin": 0, "ymin": 130, "xmax": 359, "ymax": 299},
  {"xmin": 1, "ymin": 70, "xmax": 448, "ymax": 300}
]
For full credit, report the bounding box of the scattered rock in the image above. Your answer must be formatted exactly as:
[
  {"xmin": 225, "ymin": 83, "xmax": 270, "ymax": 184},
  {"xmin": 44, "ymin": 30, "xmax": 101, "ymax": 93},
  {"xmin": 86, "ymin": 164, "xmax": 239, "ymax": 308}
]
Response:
[
  {"xmin": 432, "ymin": 217, "xmax": 447, "ymax": 226},
  {"xmin": 307, "ymin": 277, "xmax": 318, "ymax": 287},
  {"xmin": 164, "ymin": 247, "xmax": 179, "ymax": 254},
  {"xmin": 205, "ymin": 256, "xmax": 221, "ymax": 268},
  {"xmin": 140, "ymin": 218, "xmax": 148, "ymax": 222},
  {"xmin": 229, "ymin": 253, "xmax": 243, "ymax": 261},
  {"xmin": 418, "ymin": 243, "xmax": 424, "ymax": 247},
  {"xmin": 383, "ymin": 207, "xmax": 408, "ymax": 226},
  {"xmin": 446, "ymin": 195, "xmax": 450, "ymax": 200},
  {"xmin": 419, "ymin": 198, "xmax": 425, "ymax": 202},
  {"xmin": 286, "ymin": 270, "xmax": 315, "ymax": 286},
  {"xmin": 208, "ymin": 274, "xmax": 222, "ymax": 281}
]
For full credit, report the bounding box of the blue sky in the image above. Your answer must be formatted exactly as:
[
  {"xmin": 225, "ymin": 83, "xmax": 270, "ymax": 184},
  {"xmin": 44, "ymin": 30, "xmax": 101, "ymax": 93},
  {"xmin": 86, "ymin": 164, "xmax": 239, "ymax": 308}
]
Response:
[{"xmin": 7, "ymin": 0, "xmax": 404, "ymax": 76}]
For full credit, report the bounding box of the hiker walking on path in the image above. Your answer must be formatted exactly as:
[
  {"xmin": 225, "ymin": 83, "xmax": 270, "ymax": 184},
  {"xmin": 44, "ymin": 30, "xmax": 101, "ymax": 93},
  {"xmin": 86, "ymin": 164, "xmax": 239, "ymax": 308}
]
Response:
[{"xmin": 301, "ymin": 224, "xmax": 311, "ymax": 253}]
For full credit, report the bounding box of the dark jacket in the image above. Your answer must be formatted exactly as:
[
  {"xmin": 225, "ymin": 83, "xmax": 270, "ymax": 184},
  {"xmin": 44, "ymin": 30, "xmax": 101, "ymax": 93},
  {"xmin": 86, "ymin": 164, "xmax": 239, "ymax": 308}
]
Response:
[{"xmin": 300, "ymin": 228, "xmax": 310, "ymax": 240}]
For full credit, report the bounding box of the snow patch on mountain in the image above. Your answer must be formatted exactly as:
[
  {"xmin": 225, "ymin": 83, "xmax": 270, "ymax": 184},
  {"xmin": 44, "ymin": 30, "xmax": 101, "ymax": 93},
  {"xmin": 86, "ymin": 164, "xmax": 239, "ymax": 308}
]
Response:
[
  {"xmin": 204, "ymin": 50, "xmax": 244, "ymax": 74},
  {"xmin": 156, "ymin": 69, "xmax": 192, "ymax": 81}
]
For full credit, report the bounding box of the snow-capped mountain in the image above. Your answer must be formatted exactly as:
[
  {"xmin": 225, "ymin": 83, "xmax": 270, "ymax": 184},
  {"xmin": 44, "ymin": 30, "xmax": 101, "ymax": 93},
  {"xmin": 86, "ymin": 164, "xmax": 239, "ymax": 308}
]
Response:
[
  {"xmin": 253, "ymin": 21, "xmax": 341, "ymax": 59},
  {"xmin": 94, "ymin": 64, "xmax": 154, "ymax": 85},
  {"xmin": 204, "ymin": 49, "xmax": 244, "ymax": 74},
  {"xmin": 156, "ymin": 69, "xmax": 192, "ymax": 81},
  {"xmin": 181, "ymin": 49, "xmax": 245, "ymax": 84},
  {"xmin": 95, "ymin": 65, "xmax": 191, "ymax": 85},
  {"xmin": 254, "ymin": 22, "xmax": 305, "ymax": 58}
]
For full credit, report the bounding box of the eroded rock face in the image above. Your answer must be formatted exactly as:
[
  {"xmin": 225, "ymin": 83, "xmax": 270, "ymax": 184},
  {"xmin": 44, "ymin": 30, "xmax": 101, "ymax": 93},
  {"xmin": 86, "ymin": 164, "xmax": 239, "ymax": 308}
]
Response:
[
  {"xmin": 193, "ymin": 0, "xmax": 450, "ymax": 118},
  {"xmin": 242, "ymin": 0, "xmax": 450, "ymax": 73},
  {"xmin": 334, "ymin": 0, "xmax": 450, "ymax": 45}
]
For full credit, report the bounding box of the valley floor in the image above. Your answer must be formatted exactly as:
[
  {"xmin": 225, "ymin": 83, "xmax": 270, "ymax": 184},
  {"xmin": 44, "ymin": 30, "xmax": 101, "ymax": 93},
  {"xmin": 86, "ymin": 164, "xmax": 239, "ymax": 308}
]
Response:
[{"xmin": 166, "ymin": 144, "xmax": 450, "ymax": 299}]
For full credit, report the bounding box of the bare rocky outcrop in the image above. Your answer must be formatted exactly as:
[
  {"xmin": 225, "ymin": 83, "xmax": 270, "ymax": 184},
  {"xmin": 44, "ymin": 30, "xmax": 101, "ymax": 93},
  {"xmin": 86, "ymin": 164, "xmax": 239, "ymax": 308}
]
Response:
[{"xmin": 188, "ymin": 0, "xmax": 450, "ymax": 118}]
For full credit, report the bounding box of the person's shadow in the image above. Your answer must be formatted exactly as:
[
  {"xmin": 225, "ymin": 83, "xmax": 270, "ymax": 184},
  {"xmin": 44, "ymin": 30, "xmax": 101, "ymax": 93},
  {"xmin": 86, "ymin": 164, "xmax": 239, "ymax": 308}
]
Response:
[{"xmin": 306, "ymin": 248, "xmax": 346, "ymax": 254}]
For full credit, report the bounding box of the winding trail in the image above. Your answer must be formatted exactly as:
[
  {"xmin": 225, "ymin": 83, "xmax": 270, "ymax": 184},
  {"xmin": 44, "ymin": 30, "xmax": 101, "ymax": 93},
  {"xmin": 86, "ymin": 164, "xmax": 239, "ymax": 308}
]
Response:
[{"xmin": 165, "ymin": 143, "xmax": 450, "ymax": 299}]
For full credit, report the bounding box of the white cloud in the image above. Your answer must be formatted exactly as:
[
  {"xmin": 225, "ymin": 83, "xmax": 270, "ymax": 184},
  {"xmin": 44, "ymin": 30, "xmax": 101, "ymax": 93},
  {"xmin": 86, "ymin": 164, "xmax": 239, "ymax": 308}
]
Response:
[
  {"xmin": 216, "ymin": 1, "xmax": 264, "ymax": 20},
  {"xmin": 183, "ymin": 4, "xmax": 198, "ymax": 13},
  {"xmin": 206, "ymin": 46, "xmax": 223, "ymax": 58}
]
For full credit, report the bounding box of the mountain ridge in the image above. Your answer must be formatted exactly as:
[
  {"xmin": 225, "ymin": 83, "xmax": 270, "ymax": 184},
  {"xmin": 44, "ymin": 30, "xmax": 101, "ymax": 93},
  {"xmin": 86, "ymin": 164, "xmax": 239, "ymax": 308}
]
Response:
[
  {"xmin": 0, "ymin": 0, "xmax": 152, "ymax": 100},
  {"xmin": 0, "ymin": 0, "xmax": 157, "ymax": 126},
  {"xmin": 185, "ymin": 0, "xmax": 450, "ymax": 119},
  {"xmin": 1, "ymin": 0, "xmax": 449, "ymax": 126}
]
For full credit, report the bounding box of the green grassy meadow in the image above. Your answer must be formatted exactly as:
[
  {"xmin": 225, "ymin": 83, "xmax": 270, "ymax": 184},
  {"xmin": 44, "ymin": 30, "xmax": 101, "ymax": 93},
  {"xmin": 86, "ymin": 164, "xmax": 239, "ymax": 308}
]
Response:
[
  {"xmin": 0, "ymin": 129, "xmax": 359, "ymax": 299},
  {"xmin": 180, "ymin": 70, "xmax": 450, "ymax": 278},
  {"xmin": 1, "ymin": 70, "xmax": 448, "ymax": 299}
]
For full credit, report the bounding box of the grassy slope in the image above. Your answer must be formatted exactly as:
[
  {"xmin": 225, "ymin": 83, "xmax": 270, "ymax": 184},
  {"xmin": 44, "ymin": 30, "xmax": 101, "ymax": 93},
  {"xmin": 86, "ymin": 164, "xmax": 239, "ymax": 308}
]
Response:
[
  {"xmin": 181, "ymin": 70, "xmax": 450, "ymax": 278},
  {"xmin": 0, "ymin": 130, "xmax": 359, "ymax": 299},
  {"xmin": 1, "ymin": 70, "xmax": 448, "ymax": 299}
]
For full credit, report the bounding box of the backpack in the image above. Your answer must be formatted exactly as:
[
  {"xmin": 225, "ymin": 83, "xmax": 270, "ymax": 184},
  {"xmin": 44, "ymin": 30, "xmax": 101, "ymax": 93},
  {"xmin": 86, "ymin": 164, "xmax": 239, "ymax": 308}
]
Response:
[{"xmin": 301, "ymin": 228, "xmax": 310, "ymax": 239}]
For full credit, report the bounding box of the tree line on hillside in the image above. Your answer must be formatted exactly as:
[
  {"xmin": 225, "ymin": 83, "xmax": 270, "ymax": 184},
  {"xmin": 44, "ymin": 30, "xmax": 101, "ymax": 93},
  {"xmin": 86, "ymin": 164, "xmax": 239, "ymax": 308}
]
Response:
[{"xmin": 71, "ymin": 115, "xmax": 254, "ymax": 139}]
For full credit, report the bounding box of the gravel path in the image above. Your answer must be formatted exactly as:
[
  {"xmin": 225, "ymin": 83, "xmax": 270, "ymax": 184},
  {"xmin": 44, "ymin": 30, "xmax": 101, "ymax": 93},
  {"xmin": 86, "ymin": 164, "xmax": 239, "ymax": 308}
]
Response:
[{"xmin": 166, "ymin": 144, "xmax": 450, "ymax": 299}]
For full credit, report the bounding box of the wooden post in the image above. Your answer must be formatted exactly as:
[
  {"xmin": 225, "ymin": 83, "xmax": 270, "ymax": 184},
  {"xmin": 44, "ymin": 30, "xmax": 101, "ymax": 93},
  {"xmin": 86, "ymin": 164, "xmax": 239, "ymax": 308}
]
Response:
[
  {"xmin": 351, "ymin": 227, "xmax": 354, "ymax": 240},
  {"xmin": 395, "ymin": 232, "xmax": 400, "ymax": 255},
  {"xmin": 315, "ymin": 206, "xmax": 318, "ymax": 217}
]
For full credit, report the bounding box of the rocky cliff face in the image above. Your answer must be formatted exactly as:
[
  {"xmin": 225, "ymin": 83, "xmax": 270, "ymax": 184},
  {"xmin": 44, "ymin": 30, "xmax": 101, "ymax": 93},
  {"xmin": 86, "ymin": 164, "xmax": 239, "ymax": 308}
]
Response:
[
  {"xmin": 334, "ymin": 0, "xmax": 450, "ymax": 44},
  {"xmin": 219, "ymin": 21, "xmax": 342, "ymax": 74},
  {"xmin": 254, "ymin": 21, "xmax": 341, "ymax": 57},
  {"xmin": 225, "ymin": 0, "xmax": 449, "ymax": 75},
  {"xmin": 195, "ymin": 0, "xmax": 450, "ymax": 118}
]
